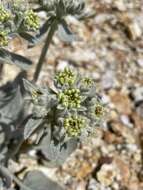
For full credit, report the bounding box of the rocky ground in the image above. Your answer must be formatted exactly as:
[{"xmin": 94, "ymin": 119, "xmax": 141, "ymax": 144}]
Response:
[{"xmin": 1, "ymin": 0, "xmax": 143, "ymax": 190}]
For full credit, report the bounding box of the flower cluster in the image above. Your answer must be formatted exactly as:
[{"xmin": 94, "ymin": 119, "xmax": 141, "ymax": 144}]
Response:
[
  {"xmin": 0, "ymin": 5, "xmax": 10, "ymax": 23},
  {"xmin": 40, "ymin": 0, "xmax": 85, "ymax": 17},
  {"xmin": 64, "ymin": 115, "xmax": 85, "ymax": 137},
  {"xmin": 0, "ymin": 31, "xmax": 8, "ymax": 47},
  {"xmin": 82, "ymin": 77, "xmax": 94, "ymax": 88},
  {"xmin": 0, "ymin": 2, "xmax": 40, "ymax": 47},
  {"xmin": 55, "ymin": 68, "xmax": 76, "ymax": 86},
  {"xmin": 94, "ymin": 103, "xmax": 104, "ymax": 118},
  {"xmin": 58, "ymin": 88, "xmax": 81, "ymax": 108},
  {"xmin": 23, "ymin": 68, "xmax": 105, "ymax": 142},
  {"xmin": 24, "ymin": 10, "xmax": 40, "ymax": 31}
]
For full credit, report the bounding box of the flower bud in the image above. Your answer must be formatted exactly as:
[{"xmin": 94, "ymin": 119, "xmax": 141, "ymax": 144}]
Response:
[
  {"xmin": 24, "ymin": 10, "xmax": 39, "ymax": 31},
  {"xmin": 0, "ymin": 5, "xmax": 10, "ymax": 23},
  {"xmin": 64, "ymin": 115, "xmax": 85, "ymax": 137},
  {"xmin": 58, "ymin": 88, "xmax": 81, "ymax": 108},
  {"xmin": 0, "ymin": 31, "xmax": 8, "ymax": 47}
]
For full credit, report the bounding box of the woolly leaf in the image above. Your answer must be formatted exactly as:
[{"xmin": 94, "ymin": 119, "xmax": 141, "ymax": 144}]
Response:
[
  {"xmin": 0, "ymin": 86, "xmax": 23, "ymax": 124},
  {"xmin": 38, "ymin": 131, "xmax": 78, "ymax": 166},
  {"xmin": 21, "ymin": 170, "xmax": 64, "ymax": 190},
  {"xmin": 23, "ymin": 79, "xmax": 40, "ymax": 95},
  {"xmin": 57, "ymin": 20, "xmax": 78, "ymax": 42},
  {"xmin": 24, "ymin": 117, "xmax": 43, "ymax": 140},
  {"xmin": 0, "ymin": 166, "xmax": 12, "ymax": 189},
  {"xmin": 19, "ymin": 32, "xmax": 36, "ymax": 44},
  {"xmin": 0, "ymin": 48, "xmax": 32, "ymax": 70},
  {"xmin": 25, "ymin": 18, "xmax": 53, "ymax": 47}
]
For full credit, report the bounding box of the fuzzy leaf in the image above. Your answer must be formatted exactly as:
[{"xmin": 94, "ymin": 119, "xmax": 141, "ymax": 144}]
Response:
[
  {"xmin": 26, "ymin": 18, "xmax": 52, "ymax": 47},
  {"xmin": 57, "ymin": 20, "xmax": 78, "ymax": 42},
  {"xmin": 19, "ymin": 32, "xmax": 36, "ymax": 44},
  {"xmin": 0, "ymin": 48, "xmax": 32, "ymax": 70},
  {"xmin": 0, "ymin": 166, "xmax": 12, "ymax": 188},
  {"xmin": 0, "ymin": 123, "xmax": 12, "ymax": 151},
  {"xmin": 21, "ymin": 170, "xmax": 64, "ymax": 190},
  {"xmin": 23, "ymin": 79, "xmax": 40, "ymax": 94},
  {"xmin": 24, "ymin": 117, "xmax": 43, "ymax": 140},
  {"xmin": 38, "ymin": 131, "xmax": 78, "ymax": 166},
  {"xmin": 0, "ymin": 86, "xmax": 23, "ymax": 124}
]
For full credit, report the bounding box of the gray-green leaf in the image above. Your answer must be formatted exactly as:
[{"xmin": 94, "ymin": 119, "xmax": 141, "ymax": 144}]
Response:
[
  {"xmin": 0, "ymin": 48, "xmax": 32, "ymax": 70},
  {"xmin": 24, "ymin": 117, "xmax": 43, "ymax": 140},
  {"xmin": 57, "ymin": 20, "xmax": 78, "ymax": 42},
  {"xmin": 21, "ymin": 170, "xmax": 64, "ymax": 190}
]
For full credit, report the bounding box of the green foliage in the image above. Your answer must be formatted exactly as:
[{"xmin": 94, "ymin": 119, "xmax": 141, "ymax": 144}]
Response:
[
  {"xmin": 21, "ymin": 170, "xmax": 64, "ymax": 190},
  {"xmin": 23, "ymin": 67, "xmax": 104, "ymax": 165},
  {"xmin": 0, "ymin": 1, "xmax": 39, "ymax": 70},
  {"xmin": 23, "ymin": 67, "xmax": 104, "ymax": 140},
  {"xmin": 0, "ymin": 48, "xmax": 32, "ymax": 69}
]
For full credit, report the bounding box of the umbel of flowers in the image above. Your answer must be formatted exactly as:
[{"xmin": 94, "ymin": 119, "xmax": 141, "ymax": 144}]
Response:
[
  {"xmin": 0, "ymin": 2, "xmax": 39, "ymax": 47},
  {"xmin": 23, "ymin": 67, "xmax": 105, "ymax": 142}
]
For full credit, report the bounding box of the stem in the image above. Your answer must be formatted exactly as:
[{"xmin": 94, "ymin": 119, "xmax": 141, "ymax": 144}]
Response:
[{"xmin": 33, "ymin": 20, "xmax": 58, "ymax": 82}]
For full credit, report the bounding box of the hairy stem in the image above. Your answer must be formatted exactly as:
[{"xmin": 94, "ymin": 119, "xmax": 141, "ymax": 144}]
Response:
[{"xmin": 33, "ymin": 20, "xmax": 58, "ymax": 82}]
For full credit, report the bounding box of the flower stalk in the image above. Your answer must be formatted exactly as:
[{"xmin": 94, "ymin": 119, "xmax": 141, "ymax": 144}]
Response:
[{"xmin": 33, "ymin": 20, "xmax": 58, "ymax": 82}]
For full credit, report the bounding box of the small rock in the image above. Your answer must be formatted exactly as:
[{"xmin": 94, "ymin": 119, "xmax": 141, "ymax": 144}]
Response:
[
  {"xmin": 137, "ymin": 59, "xmax": 143, "ymax": 67},
  {"xmin": 114, "ymin": 157, "xmax": 130, "ymax": 184},
  {"xmin": 56, "ymin": 60, "xmax": 69, "ymax": 71},
  {"xmin": 114, "ymin": 0, "xmax": 126, "ymax": 11},
  {"xmin": 101, "ymin": 70, "xmax": 116, "ymax": 90},
  {"xmin": 136, "ymin": 102, "xmax": 143, "ymax": 118},
  {"xmin": 96, "ymin": 163, "xmax": 117, "ymax": 187},
  {"xmin": 131, "ymin": 112, "xmax": 143, "ymax": 130},
  {"xmin": 109, "ymin": 90, "xmax": 132, "ymax": 114},
  {"xmin": 76, "ymin": 161, "xmax": 93, "ymax": 180},
  {"xmin": 131, "ymin": 86, "xmax": 143, "ymax": 103},
  {"xmin": 127, "ymin": 21, "xmax": 142, "ymax": 40},
  {"xmin": 103, "ymin": 131, "xmax": 123, "ymax": 144},
  {"xmin": 120, "ymin": 115, "xmax": 133, "ymax": 128}
]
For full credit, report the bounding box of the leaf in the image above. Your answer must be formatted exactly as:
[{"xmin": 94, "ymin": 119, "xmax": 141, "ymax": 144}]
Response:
[
  {"xmin": 20, "ymin": 18, "xmax": 52, "ymax": 47},
  {"xmin": 0, "ymin": 86, "xmax": 23, "ymax": 124},
  {"xmin": 24, "ymin": 117, "xmax": 43, "ymax": 140},
  {"xmin": 57, "ymin": 20, "xmax": 78, "ymax": 43},
  {"xmin": 0, "ymin": 48, "xmax": 32, "ymax": 70},
  {"xmin": 23, "ymin": 79, "xmax": 40, "ymax": 95},
  {"xmin": 0, "ymin": 166, "xmax": 12, "ymax": 188},
  {"xmin": 38, "ymin": 131, "xmax": 78, "ymax": 166},
  {"xmin": 75, "ymin": 11, "xmax": 96, "ymax": 20},
  {"xmin": 0, "ymin": 123, "xmax": 12, "ymax": 150},
  {"xmin": 19, "ymin": 32, "xmax": 36, "ymax": 44},
  {"xmin": 21, "ymin": 170, "xmax": 64, "ymax": 190}
]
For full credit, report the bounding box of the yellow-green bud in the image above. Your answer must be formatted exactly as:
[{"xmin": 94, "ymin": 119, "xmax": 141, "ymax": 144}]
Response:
[
  {"xmin": 64, "ymin": 115, "xmax": 85, "ymax": 137},
  {"xmin": 24, "ymin": 10, "xmax": 39, "ymax": 31},
  {"xmin": 56, "ymin": 68, "xmax": 76, "ymax": 86},
  {"xmin": 94, "ymin": 103, "xmax": 104, "ymax": 118},
  {"xmin": 82, "ymin": 77, "xmax": 94, "ymax": 87},
  {"xmin": 0, "ymin": 5, "xmax": 10, "ymax": 23},
  {"xmin": 0, "ymin": 31, "xmax": 8, "ymax": 47},
  {"xmin": 58, "ymin": 88, "xmax": 81, "ymax": 108}
]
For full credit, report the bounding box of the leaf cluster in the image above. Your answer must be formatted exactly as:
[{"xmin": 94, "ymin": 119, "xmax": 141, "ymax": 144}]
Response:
[{"xmin": 23, "ymin": 68, "xmax": 105, "ymax": 165}]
